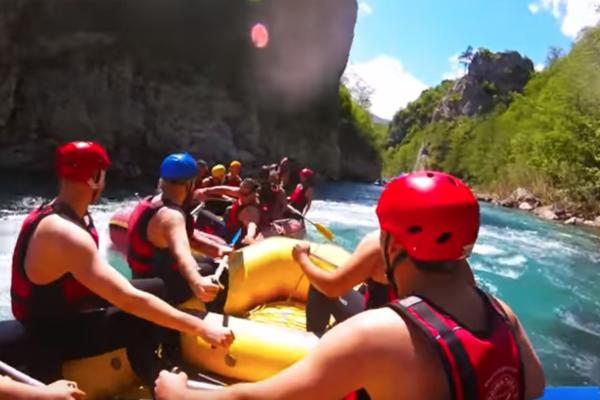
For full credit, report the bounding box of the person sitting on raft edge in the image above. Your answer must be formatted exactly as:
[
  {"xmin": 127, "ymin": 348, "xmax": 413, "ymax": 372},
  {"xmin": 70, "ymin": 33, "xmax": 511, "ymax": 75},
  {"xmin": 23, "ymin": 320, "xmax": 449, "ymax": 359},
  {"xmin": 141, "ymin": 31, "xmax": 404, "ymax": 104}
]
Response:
[
  {"xmin": 154, "ymin": 171, "xmax": 545, "ymax": 400},
  {"xmin": 259, "ymin": 169, "xmax": 288, "ymax": 224},
  {"xmin": 10, "ymin": 142, "xmax": 234, "ymax": 385},
  {"xmin": 203, "ymin": 164, "xmax": 227, "ymax": 188},
  {"xmin": 194, "ymin": 159, "xmax": 210, "ymax": 190},
  {"xmin": 286, "ymin": 167, "xmax": 315, "ymax": 218},
  {"xmin": 127, "ymin": 152, "xmax": 231, "ymax": 305},
  {"xmin": 295, "ymin": 232, "xmax": 476, "ymax": 337},
  {"xmin": 194, "ymin": 178, "xmax": 262, "ymax": 246},
  {"xmin": 225, "ymin": 161, "xmax": 242, "ymax": 187}
]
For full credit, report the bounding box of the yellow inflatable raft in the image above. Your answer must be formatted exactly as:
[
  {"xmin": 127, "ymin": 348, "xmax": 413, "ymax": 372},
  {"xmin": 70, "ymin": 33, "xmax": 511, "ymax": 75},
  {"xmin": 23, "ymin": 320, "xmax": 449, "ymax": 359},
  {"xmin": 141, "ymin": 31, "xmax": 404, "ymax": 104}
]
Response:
[{"xmin": 39, "ymin": 237, "xmax": 351, "ymax": 399}]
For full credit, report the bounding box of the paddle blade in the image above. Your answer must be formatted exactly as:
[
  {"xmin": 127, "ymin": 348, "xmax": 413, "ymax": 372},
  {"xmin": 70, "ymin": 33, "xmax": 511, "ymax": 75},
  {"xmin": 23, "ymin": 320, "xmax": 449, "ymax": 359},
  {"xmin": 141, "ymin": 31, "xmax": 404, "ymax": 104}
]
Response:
[{"xmin": 315, "ymin": 223, "xmax": 335, "ymax": 242}]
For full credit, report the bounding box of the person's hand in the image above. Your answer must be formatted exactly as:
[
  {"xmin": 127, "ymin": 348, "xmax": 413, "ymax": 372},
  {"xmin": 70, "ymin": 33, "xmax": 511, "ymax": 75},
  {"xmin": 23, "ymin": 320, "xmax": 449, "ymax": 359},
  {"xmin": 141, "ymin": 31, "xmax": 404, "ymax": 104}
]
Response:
[
  {"xmin": 217, "ymin": 246, "xmax": 233, "ymax": 258},
  {"xmin": 292, "ymin": 242, "xmax": 311, "ymax": 264},
  {"xmin": 273, "ymin": 223, "xmax": 285, "ymax": 235},
  {"xmin": 192, "ymin": 276, "xmax": 220, "ymax": 303},
  {"xmin": 154, "ymin": 371, "xmax": 188, "ymax": 400},
  {"xmin": 198, "ymin": 322, "xmax": 235, "ymax": 348},
  {"xmin": 46, "ymin": 380, "xmax": 86, "ymax": 400},
  {"xmin": 241, "ymin": 236, "xmax": 255, "ymax": 246},
  {"xmin": 194, "ymin": 189, "xmax": 208, "ymax": 202}
]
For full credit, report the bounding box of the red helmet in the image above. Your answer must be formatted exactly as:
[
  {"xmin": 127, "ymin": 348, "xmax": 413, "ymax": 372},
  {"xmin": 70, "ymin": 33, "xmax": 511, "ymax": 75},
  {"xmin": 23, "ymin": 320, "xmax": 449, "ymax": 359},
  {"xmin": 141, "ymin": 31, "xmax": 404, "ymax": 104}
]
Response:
[
  {"xmin": 56, "ymin": 141, "xmax": 110, "ymax": 182},
  {"xmin": 376, "ymin": 171, "xmax": 479, "ymax": 262},
  {"xmin": 299, "ymin": 168, "xmax": 314, "ymax": 178}
]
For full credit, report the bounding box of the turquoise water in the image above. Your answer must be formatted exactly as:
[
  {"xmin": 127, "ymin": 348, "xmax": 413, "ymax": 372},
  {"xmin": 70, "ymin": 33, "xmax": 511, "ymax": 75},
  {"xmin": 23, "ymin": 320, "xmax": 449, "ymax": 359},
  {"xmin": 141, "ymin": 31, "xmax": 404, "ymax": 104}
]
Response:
[
  {"xmin": 0, "ymin": 182, "xmax": 598, "ymax": 386},
  {"xmin": 309, "ymin": 183, "xmax": 600, "ymax": 387}
]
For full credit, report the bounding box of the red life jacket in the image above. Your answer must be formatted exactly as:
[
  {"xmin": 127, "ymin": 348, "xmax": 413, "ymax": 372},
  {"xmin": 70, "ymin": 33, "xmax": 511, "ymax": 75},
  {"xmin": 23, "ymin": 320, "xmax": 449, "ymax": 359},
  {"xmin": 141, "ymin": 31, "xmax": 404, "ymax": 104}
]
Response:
[
  {"xmin": 363, "ymin": 279, "xmax": 398, "ymax": 310},
  {"xmin": 388, "ymin": 290, "xmax": 524, "ymax": 400},
  {"xmin": 225, "ymin": 199, "xmax": 250, "ymax": 240},
  {"xmin": 11, "ymin": 202, "xmax": 100, "ymax": 323},
  {"xmin": 225, "ymin": 174, "xmax": 241, "ymax": 187},
  {"xmin": 127, "ymin": 196, "xmax": 194, "ymax": 278},
  {"xmin": 289, "ymin": 183, "xmax": 308, "ymax": 212}
]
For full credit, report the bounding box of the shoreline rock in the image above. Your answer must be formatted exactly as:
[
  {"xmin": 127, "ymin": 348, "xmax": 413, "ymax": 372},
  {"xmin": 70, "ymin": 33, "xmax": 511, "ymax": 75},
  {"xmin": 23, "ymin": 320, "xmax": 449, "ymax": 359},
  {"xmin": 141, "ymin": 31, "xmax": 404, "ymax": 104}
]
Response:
[{"xmin": 475, "ymin": 189, "xmax": 600, "ymax": 229}]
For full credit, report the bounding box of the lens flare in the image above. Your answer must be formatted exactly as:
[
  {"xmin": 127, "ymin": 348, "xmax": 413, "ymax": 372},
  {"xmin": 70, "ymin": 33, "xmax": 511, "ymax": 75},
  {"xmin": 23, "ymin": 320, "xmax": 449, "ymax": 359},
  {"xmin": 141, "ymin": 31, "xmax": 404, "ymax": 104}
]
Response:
[{"xmin": 251, "ymin": 23, "xmax": 269, "ymax": 49}]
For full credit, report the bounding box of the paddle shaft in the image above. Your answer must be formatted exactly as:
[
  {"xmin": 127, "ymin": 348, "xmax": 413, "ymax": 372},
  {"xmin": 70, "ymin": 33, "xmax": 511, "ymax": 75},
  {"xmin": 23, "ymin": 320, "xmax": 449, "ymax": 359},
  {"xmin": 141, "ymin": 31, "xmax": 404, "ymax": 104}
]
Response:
[
  {"xmin": 286, "ymin": 204, "xmax": 312, "ymax": 224},
  {"xmin": 187, "ymin": 380, "xmax": 222, "ymax": 391},
  {"xmin": 309, "ymin": 252, "xmax": 339, "ymax": 268},
  {"xmin": 211, "ymin": 229, "xmax": 242, "ymax": 286},
  {"xmin": 171, "ymin": 367, "xmax": 225, "ymax": 390},
  {"xmin": 0, "ymin": 360, "xmax": 44, "ymax": 387}
]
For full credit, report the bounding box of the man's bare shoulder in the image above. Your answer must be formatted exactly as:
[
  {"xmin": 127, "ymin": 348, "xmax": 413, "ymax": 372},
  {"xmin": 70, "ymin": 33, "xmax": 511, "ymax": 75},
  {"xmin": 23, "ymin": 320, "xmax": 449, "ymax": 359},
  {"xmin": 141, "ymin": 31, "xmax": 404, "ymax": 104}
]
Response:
[
  {"xmin": 492, "ymin": 296, "xmax": 520, "ymax": 329},
  {"xmin": 26, "ymin": 214, "xmax": 97, "ymax": 279},
  {"xmin": 155, "ymin": 206, "xmax": 185, "ymax": 224},
  {"xmin": 34, "ymin": 214, "xmax": 96, "ymax": 249},
  {"xmin": 326, "ymin": 307, "xmax": 410, "ymax": 352}
]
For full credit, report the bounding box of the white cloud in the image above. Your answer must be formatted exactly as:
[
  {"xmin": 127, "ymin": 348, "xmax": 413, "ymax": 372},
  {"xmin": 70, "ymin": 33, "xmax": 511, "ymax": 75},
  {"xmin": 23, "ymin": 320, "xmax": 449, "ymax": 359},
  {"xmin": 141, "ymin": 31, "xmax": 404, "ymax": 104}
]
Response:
[
  {"xmin": 529, "ymin": 0, "xmax": 600, "ymax": 38},
  {"xmin": 358, "ymin": 1, "xmax": 373, "ymax": 17},
  {"xmin": 528, "ymin": 3, "xmax": 540, "ymax": 14},
  {"xmin": 535, "ymin": 63, "xmax": 545, "ymax": 72},
  {"xmin": 344, "ymin": 55, "xmax": 427, "ymax": 119},
  {"xmin": 442, "ymin": 54, "xmax": 467, "ymax": 80}
]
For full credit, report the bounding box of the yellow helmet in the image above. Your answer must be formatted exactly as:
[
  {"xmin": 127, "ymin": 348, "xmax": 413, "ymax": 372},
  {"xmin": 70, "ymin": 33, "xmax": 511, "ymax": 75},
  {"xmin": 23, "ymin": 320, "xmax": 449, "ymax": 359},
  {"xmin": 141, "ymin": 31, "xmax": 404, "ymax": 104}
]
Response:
[
  {"xmin": 211, "ymin": 164, "xmax": 226, "ymax": 178},
  {"xmin": 230, "ymin": 160, "xmax": 242, "ymax": 169}
]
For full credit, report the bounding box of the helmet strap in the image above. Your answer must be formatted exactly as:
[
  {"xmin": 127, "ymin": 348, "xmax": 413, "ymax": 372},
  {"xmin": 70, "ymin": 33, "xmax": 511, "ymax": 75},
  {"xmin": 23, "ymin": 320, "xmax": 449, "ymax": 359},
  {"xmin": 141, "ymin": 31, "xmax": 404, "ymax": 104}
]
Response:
[
  {"xmin": 383, "ymin": 234, "xmax": 408, "ymax": 297},
  {"xmin": 87, "ymin": 170, "xmax": 105, "ymax": 190},
  {"xmin": 182, "ymin": 179, "xmax": 196, "ymax": 209},
  {"xmin": 87, "ymin": 170, "xmax": 106, "ymax": 204}
]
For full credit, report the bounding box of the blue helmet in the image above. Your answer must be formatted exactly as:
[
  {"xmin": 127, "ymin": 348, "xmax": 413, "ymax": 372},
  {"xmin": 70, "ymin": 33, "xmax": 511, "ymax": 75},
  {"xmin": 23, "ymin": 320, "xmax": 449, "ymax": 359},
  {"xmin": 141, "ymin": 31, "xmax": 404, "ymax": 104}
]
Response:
[{"xmin": 160, "ymin": 153, "xmax": 198, "ymax": 181}]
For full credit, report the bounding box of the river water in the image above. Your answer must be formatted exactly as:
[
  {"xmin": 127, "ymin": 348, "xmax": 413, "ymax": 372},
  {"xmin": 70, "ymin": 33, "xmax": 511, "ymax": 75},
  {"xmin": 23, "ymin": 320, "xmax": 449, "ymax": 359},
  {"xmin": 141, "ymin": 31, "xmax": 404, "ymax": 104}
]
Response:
[{"xmin": 0, "ymin": 181, "xmax": 598, "ymax": 386}]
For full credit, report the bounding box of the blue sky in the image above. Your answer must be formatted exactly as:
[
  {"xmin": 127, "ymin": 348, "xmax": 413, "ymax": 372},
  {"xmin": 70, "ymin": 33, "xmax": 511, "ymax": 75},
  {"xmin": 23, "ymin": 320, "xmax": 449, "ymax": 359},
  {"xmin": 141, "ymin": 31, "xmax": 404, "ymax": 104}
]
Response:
[{"xmin": 344, "ymin": 0, "xmax": 600, "ymax": 119}]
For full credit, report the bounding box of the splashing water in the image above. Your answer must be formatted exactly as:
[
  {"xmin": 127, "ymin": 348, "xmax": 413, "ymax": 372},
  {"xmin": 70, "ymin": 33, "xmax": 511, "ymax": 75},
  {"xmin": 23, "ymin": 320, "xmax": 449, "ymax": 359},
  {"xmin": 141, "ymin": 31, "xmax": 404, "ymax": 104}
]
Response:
[{"xmin": 306, "ymin": 183, "xmax": 600, "ymax": 387}]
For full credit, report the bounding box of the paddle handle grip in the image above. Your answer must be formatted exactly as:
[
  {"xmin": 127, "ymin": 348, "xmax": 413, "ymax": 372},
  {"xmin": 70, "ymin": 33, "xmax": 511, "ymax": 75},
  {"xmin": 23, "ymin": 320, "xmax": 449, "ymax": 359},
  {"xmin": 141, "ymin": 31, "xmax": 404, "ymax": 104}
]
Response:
[{"xmin": 0, "ymin": 360, "xmax": 45, "ymax": 387}]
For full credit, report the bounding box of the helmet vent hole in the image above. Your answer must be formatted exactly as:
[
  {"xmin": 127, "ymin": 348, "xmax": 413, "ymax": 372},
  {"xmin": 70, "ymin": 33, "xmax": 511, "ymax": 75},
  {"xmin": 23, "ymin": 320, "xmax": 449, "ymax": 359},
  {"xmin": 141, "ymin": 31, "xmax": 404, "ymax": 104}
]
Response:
[
  {"xmin": 437, "ymin": 232, "xmax": 452, "ymax": 244},
  {"xmin": 447, "ymin": 177, "xmax": 457, "ymax": 186},
  {"xmin": 426, "ymin": 172, "xmax": 434, "ymax": 178},
  {"xmin": 407, "ymin": 225, "xmax": 422, "ymax": 234}
]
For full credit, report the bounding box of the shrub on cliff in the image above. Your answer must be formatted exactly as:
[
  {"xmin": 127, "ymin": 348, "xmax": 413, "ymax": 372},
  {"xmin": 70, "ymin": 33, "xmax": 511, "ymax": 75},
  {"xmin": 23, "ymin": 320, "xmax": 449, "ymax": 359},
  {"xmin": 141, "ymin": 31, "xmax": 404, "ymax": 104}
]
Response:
[{"xmin": 339, "ymin": 84, "xmax": 387, "ymax": 154}]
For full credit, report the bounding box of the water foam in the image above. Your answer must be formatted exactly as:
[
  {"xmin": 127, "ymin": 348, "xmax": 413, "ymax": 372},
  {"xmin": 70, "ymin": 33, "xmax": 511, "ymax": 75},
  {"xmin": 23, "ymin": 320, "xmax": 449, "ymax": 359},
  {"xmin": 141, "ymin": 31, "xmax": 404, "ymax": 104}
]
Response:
[{"xmin": 473, "ymin": 244, "xmax": 504, "ymax": 256}]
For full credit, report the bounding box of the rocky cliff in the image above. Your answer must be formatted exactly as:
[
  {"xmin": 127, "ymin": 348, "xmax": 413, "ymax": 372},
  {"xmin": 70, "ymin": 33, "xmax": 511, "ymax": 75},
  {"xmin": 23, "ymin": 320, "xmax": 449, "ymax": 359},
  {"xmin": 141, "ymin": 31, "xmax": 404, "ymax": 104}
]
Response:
[
  {"xmin": 433, "ymin": 50, "xmax": 534, "ymax": 121},
  {"xmin": 388, "ymin": 50, "xmax": 533, "ymax": 147},
  {"xmin": 0, "ymin": 0, "xmax": 380, "ymax": 182}
]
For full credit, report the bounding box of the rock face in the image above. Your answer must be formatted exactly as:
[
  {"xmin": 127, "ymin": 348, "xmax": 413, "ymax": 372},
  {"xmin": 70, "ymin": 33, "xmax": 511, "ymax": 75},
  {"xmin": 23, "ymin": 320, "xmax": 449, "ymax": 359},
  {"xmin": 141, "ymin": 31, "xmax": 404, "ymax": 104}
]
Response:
[
  {"xmin": 500, "ymin": 187, "xmax": 540, "ymax": 208},
  {"xmin": 533, "ymin": 205, "xmax": 558, "ymax": 221},
  {"xmin": 433, "ymin": 51, "xmax": 534, "ymax": 121},
  {"xmin": 387, "ymin": 50, "xmax": 533, "ymax": 148},
  {"xmin": 0, "ymin": 0, "xmax": 380, "ymax": 181}
]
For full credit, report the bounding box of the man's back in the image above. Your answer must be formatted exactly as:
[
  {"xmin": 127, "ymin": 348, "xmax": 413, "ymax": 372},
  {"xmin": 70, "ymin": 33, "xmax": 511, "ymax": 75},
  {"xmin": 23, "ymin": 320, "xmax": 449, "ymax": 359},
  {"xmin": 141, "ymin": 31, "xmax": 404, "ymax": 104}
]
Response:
[
  {"xmin": 25, "ymin": 213, "xmax": 94, "ymax": 285},
  {"xmin": 342, "ymin": 306, "xmax": 451, "ymax": 400}
]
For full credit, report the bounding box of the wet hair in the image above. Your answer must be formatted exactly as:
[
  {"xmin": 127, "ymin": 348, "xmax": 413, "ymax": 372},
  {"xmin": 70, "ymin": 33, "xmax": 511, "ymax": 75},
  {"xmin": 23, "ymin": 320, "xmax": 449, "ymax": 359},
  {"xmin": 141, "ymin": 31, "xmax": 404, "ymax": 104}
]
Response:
[
  {"xmin": 268, "ymin": 169, "xmax": 280, "ymax": 184},
  {"xmin": 197, "ymin": 159, "xmax": 208, "ymax": 168},
  {"xmin": 241, "ymin": 178, "xmax": 260, "ymax": 193},
  {"xmin": 303, "ymin": 173, "xmax": 316, "ymax": 188},
  {"xmin": 258, "ymin": 165, "xmax": 272, "ymax": 182}
]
